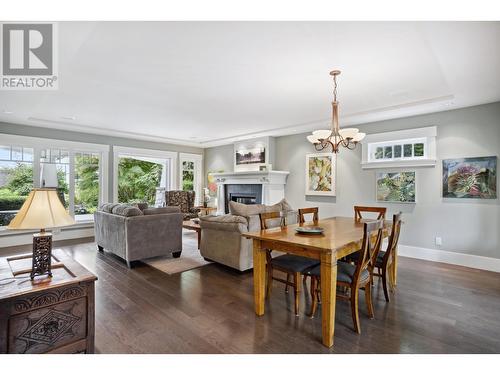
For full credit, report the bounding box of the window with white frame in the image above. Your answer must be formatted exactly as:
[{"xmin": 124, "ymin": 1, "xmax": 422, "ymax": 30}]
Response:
[
  {"xmin": 0, "ymin": 135, "xmax": 109, "ymax": 227},
  {"xmin": 113, "ymin": 146, "xmax": 177, "ymax": 207},
  {"xmin": 361, "ymin": 126, "xmax": 437, "ymax": 169},
  {"xmin": 179, "ymin": 153, "xmax": 203, "ymax": 206},
  {"xmin": 369, "ymin": 137, "xmax": 426, "ymax": 162}
]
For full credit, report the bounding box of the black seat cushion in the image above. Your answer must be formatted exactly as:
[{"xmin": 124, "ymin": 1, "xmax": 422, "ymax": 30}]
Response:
[
  {"xmin": 305, "ymin": 262, "xmax": 370, "ymax": 284},
  {"xmin": 345, "ymin": 250, "xmax": 386, "ymax": 267},
  {"xmin": 270, "ymin": 254, "xmax": 319, "ymax": 272}
]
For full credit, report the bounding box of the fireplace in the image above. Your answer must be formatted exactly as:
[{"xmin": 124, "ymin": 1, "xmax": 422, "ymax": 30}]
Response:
[
  {"xmin": 211, "ymin": 171, "xmax": 289, "ymax": 215},
  {"xmin": 224, "ymin": 184, "xmax": 262, "ymax": 214}
]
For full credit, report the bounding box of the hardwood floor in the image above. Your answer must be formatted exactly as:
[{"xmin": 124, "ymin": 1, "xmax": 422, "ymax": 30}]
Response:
[{"xmin": 11, "ymin": 231, "xmax": 500, "ymax": 353}]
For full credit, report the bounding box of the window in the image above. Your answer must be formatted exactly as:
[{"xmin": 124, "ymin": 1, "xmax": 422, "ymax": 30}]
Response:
[
  {"xmin": 369, "ymin": 138, "xmax": 427, "ymax": 163},
  {"xmin": 113, "ymin": 147, "xmax": 177, "ymax": 207},
  {"xmin": 74, "ymin": 152, "xmax": 100, "ymax": 221},
  {"xmin": 0, "ymin": 134, "xmax": 109, "ymax": 228},
  {"xmin": 361, "ymin": 126, "xmax": 437, "ymax": 169},
  {"xmin": 179, "ymin": 153, "xmax": 203, "ymax": 206},
  {"xmin": 182, "ymin": 161, "xmax": 195, "ymax": 191},
  {"xmin": 0, "ymin": 146, "xmax": 34, "ymax": 226}
]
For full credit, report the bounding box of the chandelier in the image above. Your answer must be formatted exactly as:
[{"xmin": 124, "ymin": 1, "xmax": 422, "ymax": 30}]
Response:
[{"xmin": 306, "ymin": 70, "xmax": 365, "ymax": 153}]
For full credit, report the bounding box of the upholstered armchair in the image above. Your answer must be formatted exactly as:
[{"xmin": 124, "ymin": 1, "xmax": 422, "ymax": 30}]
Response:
[{"xmin": 165, "ymin": 190, "xmax": 200, "ymax": 220}]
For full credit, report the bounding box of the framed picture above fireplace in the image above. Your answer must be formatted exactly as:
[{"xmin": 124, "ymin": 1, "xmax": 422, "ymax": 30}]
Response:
[
  {"xmin": 234, "ymin": 137, "xmax": 272, "ymax": 172},
  {"xmin": 305, "ymin": 153, "xmax": 336, "ymax": 196}
]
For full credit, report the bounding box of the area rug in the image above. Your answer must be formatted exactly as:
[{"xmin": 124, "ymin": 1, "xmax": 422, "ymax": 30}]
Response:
[{"xmin": 142, "ymin": 230, "xmax": 211, "ymax": 275}]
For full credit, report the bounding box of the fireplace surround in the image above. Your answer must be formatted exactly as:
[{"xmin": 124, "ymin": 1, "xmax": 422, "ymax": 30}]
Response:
[{"xmin": 211, "ymin": 171, "xmax": 289, "ymax": 215}]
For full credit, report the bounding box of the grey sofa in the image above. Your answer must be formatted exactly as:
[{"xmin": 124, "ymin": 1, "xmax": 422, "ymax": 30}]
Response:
[
  {"xmin": 199, "ymin": 199, "xmax": 297, "ymax": 271},
  {"xmin": 94, "ymin": 203, "xmax": 183, "ymax": 267}
]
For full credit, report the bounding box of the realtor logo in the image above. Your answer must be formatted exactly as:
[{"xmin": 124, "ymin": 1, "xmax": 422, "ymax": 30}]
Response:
[{"xmin": 1, "ymin": 22, "xmax": 58, "ymax": 90}]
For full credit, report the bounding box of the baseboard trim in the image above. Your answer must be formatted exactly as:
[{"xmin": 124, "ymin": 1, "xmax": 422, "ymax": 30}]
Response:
[{"xmin": 398, "ymin": 245, "xmax": 500, "ymax": 273}]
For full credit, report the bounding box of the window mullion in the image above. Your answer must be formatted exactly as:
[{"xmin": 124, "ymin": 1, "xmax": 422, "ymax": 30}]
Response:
[{"xmin": 69, "ymin": 152, "xmax": 75, "ymax": 218}]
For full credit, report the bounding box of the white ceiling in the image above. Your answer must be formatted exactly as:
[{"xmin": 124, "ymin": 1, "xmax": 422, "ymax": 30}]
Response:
[{"xmin": 1, "ymin": 21, "xmax": 499, "ymax": 148}]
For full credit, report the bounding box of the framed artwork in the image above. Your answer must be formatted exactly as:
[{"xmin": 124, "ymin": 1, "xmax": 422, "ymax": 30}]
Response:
[
  {"xmin": 376, "ymin": 171, "xmax": 416, "ymax": 203},
  {"xmin": 235, "ymin": 147, "xmax": 265, "ymax": 165},
  {"xmin": 305, "ymin": 153, "xmax": 336, "ymax": 196},
  {"xmin": 442, "ymin": 156, "xmax": 497, "ymax": 199}
]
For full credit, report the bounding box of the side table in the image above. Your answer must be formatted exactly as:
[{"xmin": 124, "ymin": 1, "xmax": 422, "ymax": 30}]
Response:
[{"xmin": 0, "ymin": 249, "xmax": 97, "ymax": 354}]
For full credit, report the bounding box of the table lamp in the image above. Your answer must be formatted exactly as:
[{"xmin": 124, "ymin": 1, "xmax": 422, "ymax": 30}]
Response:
[{"xmin": 7, "ymin": 188, "xmax": 75, "ymax": 279}]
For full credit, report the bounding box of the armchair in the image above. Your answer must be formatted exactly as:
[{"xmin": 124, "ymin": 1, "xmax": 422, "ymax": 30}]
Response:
[{"xmin": 165, "ymin": 190, "xmax": 200, "ymax": 220}]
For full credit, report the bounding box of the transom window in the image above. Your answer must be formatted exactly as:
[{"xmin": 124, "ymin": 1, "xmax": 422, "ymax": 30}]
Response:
[{"xmin": 370, "ymin": 138, "xmax": 426, "ymax": 162}]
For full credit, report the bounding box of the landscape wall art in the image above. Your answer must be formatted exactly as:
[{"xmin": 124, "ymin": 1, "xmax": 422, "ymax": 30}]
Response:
[
  {"xmin": 376, "ymin": 171, "xmax": 416, "ymax": 203},
  {"xmin": 442, "ymin": 156, "xmax": 497, "ymax": 199},
  {"xmin": 235, "ymin": 147, "xmax": 266, "ymax": 165}
]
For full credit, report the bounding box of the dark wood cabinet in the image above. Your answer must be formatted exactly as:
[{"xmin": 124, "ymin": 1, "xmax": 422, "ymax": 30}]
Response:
[{"xmin": 0, "ymin": 250, "xmax": 97, "ymax": 354}]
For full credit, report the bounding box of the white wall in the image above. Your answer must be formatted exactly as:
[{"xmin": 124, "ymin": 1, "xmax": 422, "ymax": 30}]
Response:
[{"xmin": 205, "ymin": 102, "xmax": 500, "ymax": 263}]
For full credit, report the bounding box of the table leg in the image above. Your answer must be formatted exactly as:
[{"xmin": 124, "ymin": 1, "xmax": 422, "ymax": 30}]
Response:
[
  {"xmin": 253, "ymin": 239, "xmax": 266, "ymax": 316},
  {"xmin": 320, "ymin": 252, "xmax": 337, "ymax": 347},
  {"xmin": 197, "ymin": 229, "xmax": 201, "ymax": 249}
]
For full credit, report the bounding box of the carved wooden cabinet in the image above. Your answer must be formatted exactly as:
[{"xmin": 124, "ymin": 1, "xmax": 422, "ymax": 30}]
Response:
[{"xmin": 0, "ymin": 250, "xmax": 97, "ymax": 354}]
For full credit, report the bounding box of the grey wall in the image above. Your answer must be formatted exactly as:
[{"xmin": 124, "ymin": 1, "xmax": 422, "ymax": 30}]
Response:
[
  {"xmin": 204, "ymin": 102, "xmax": 500, "ymax": 259},
  {"xmin": 0, "ymin": 122, "xmax": 204, "ymax": 201},
  {"xmin": 204, "ymin": 143, "xmax": 234, "ymax": 174}
]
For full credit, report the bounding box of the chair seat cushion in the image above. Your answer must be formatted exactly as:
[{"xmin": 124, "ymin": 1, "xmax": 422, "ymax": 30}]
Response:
[
  {"xmin": 271, "ymin": 254, "xmax": 319, "ymax": 272},
  {"xmin": 306, "ymin": 262, "xmax": 370, "ymax": 284},
  {"xmin": 346, "ymin": 250, "xmax": 386, "ymax": 267}
]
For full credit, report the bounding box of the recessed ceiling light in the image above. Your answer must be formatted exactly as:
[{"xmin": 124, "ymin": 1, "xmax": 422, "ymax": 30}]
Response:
[
  {"xmin": 61, "ymin": 115, "xmax": 76, "ymax": 121},
  {"xmin": 2, "ymin": 110, "xmax": 13, "ymax": 115}
]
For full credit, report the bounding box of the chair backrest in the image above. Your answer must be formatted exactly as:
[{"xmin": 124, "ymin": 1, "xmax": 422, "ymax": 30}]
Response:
[
  {"xmin": 298, "ymin": 207, "xmax": 319, "ymax": 223},
  {"xmin": 354, "ymin": 206, "xmax": 387, "ymax": 222},
  {"xmin": 165, "ymin": 190, "xmax": 195, "ymax": 213},
  {"xmin": 353, "ymin": 219, "xmax": 384, "ymax": 283},
  {"xmin": 259, "ymin": 211, "xmax": 281, "ymax": 230},
  {"xmin": 382, "ymin": 212, "xmax": 403, "ymax": 266}
]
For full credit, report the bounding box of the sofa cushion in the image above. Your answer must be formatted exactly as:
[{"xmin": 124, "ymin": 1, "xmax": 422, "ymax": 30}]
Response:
[
  {"xmin": 229, "ymin": 201, "xmax": 267, "ymax": 217},
  {"xmin": 100, "ymin": 203, "xmax": 119, "ymax": 213},
  {"xmin": 143, "ymin": 206, "xmax": 181, "ymax": 215},
  {"xmin": 134, "ymin": 202, "xmax": 149, "ymax": 211},
  {"xmin": 111, "ymin": 204, "xmax": 144, "ymax": 217},
  {"xmin": 200, "ymin": 214, "xmax": 247, "ymax": 225}
]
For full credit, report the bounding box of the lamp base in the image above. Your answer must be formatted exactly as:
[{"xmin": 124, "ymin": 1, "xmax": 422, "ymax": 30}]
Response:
[{"xmin": 31, "ymin": 230, "xmax": 53, "ymax": 280}]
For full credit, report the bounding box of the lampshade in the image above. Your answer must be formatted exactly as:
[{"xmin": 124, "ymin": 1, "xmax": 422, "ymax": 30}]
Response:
[
  {"xmin": 338, "ymin": 128, "xmax": 359, "ymax": 139},
  {"xmin": 8, "ymin": 188, "xmax": 75, "ymax": 230},
  {"xmin": 353, "ymin": 132, "xmax": 366, "ymax": 142},
  {"xmin": 307, "ymin": 134, "xmax": 320, "ymax": 144},
  {"xmin": 312, "ymin": 129, "xmax": 332, "ymax": 139}
]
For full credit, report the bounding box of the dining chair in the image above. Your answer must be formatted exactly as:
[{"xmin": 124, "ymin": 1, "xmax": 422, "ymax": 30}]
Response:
[
  {"xmin": 259, "ymin": 212, "xmax": 319, "ymax": 316},
  {"xmin": 306, "ymin": 219, "xmax": 384, "ymax": 334},
  {"xmin": 298, "ymin": 207, "xmax": 319, "ymax": 223},
  {"xmin": 354, "ymin": 206, "xmax": 387, "ymax": 222},
  {"xmin": 372, "ymin": 212, "xmax": 402, "ymax": 302}
]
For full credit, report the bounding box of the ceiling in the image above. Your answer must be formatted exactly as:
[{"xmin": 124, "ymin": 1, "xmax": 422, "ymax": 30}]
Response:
[{"xmin": 1, "ymin": 21, "xmax": 499, "ymax": 148}]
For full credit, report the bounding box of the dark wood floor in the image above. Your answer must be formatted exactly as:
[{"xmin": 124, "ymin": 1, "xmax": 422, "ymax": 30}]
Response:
[{"xmin": 22, "ymin": 232, "xmax": 500, "ymax": 353}]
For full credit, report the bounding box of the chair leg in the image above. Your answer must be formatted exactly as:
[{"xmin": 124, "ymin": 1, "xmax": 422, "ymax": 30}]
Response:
[
  {"xmin": 293, "ymin": 272, "xmax": 301, "ymax": 316},
  {"xmin": 285, "ymin": 273, "xmax": 291, "ymax": 293},
  {"xmin": 266, "ymin": 264, "xmax": 273, "ymax": 300},
  {"xmin": 382, "ymin": 268, "xmax": 390, "ymax": 302},
  {"xmin": 350, "ymin": 286, "xmax": 361, "ymax": 334},
  {"xmin": 365, "ymin": 281, "xmax": 375, "ymax": 319},
  {"xmin": 310, "ymin": 276, "xmax": 318, "ymax": 317}
]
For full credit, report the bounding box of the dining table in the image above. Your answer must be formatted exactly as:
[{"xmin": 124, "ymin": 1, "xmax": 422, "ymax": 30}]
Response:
[{"xmin": 243, "ymin": 216, "xmax": 391, "ymax": 348}]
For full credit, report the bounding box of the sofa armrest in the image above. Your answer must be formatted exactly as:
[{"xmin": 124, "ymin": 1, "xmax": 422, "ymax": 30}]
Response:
[{"xmin": 199, "ymin": 214, "xmax": 249, "ymax": 233}]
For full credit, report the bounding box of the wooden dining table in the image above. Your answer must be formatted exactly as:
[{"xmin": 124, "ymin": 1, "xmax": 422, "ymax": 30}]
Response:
[{"xmin": 243, "ymin": 216, "xmax": 391, "ymax": 348}]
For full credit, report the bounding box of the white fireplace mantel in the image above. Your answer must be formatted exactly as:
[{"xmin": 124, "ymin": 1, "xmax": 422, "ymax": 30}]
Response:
[{"xmin": 211, "ymin": 171, "xmax": 289, "ymax": 214}]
